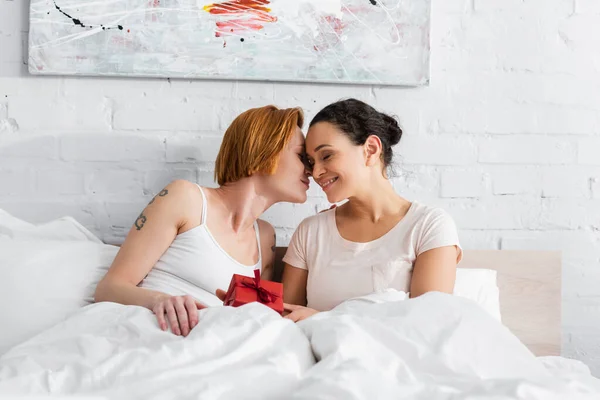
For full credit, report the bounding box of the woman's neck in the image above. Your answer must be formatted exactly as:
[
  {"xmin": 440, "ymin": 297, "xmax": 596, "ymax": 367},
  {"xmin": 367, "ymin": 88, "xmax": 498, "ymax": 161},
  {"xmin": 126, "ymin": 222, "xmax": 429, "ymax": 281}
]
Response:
[
  {"xmin": 344, "ymin": 178, "xmax": 409, "ymax": 223},
  {"xmin": 212, "ymin": 178, "xmax": 274, "ymax": 233}
]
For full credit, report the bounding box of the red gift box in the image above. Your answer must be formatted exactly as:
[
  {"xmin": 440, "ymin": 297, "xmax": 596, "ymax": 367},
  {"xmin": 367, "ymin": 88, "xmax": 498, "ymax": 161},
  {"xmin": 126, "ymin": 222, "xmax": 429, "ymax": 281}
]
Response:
[{"xmin": 223, "ymin": 269, "xmax": 284, "ymax": 315}]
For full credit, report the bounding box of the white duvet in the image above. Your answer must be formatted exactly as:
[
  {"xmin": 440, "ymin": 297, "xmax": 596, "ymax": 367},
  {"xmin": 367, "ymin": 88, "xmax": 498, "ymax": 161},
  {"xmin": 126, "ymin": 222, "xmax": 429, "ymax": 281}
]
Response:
[
  {"xmin": 0, "ymin": 302, "xmax": 313, "ymax": 399},
  {"xmin": 1, "ymin": 292, "xmax": 599, "ymax": 400}
]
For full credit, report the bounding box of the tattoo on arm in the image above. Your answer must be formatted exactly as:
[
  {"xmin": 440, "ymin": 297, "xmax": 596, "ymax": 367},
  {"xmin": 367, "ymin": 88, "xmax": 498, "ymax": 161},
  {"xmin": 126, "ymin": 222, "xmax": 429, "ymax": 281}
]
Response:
[
  {"xmin": 148, "ymin": 188, "xmax": 169, "ymax": 205},
  {"xmin": 136, "ymin": 189, "xmax": 168, "ymax": 230},
  {"xmin": 135, "ymin": 212, "xmax": 147, "ymax": 231}
]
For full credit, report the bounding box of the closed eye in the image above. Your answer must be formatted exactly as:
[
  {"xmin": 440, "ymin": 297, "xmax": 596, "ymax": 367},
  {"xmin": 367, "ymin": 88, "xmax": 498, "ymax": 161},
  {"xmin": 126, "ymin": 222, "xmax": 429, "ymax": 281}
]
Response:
[{"xmin": 300, "ymin": 154, "xmax": 313, "ymax": 169}]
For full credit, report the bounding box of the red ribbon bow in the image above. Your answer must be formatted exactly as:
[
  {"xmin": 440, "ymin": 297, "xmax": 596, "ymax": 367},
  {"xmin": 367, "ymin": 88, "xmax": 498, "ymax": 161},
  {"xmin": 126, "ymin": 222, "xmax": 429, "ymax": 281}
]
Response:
[{"xmin": 241, "ymin": 269, "xmax": 279, "ymax": 304}]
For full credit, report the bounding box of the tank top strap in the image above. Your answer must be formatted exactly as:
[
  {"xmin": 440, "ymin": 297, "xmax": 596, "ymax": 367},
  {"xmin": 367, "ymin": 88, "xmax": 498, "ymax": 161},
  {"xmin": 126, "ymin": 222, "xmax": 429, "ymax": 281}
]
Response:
[
  {"xmin": 253, "ymin": 220, "xmax": 262, "ymax": 270},
  {"xmin": 196, "ymin": 184, "xmax": 208, "ymax": 225}
]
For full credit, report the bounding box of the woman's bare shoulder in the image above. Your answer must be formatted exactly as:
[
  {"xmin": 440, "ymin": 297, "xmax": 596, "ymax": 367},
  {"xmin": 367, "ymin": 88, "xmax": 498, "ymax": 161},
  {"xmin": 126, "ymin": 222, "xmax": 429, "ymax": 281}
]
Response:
[
  {"xmin": 150, "ymin": 179, "xmax": 204, "ymax": 228},
  {"xmin": 162, "ymin": 179, "xmax": 202, "ymax": 197}
]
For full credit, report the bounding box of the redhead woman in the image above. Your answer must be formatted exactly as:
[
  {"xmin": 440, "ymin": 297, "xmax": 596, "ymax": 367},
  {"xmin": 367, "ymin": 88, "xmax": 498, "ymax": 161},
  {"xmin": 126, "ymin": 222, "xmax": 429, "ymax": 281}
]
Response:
[{"xmin": 95, "ymin": 105, "xmax": 310, "ymax": 336}]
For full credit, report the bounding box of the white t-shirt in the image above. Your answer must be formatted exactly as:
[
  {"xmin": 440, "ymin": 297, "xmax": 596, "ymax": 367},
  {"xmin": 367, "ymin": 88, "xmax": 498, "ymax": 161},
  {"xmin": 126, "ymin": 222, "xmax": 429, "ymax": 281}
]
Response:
[{"xmin": 282, "ymin": 202, "xmax": 463, "ymax": 311}]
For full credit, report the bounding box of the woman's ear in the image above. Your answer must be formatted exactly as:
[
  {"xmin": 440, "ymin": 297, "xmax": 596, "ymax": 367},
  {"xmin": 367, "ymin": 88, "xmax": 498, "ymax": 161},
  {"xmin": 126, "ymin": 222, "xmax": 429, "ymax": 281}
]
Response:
[{"xmin": 364, "ymin": 135, "xmax": 383, "ymax": 167}]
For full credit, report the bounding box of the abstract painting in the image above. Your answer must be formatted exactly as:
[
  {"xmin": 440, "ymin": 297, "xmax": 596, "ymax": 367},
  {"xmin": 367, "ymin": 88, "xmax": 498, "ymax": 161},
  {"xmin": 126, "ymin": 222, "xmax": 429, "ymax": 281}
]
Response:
[{"xmin": 28, "ymin": 0, "xmax": 431, "ymax": 85}]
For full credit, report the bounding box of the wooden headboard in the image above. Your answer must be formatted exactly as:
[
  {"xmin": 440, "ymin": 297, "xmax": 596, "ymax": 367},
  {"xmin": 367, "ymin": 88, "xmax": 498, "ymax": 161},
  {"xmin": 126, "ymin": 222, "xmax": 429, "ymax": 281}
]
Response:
[{"xmin": 273, "ymin": 248, "xmax": 561, "ymax": 357}]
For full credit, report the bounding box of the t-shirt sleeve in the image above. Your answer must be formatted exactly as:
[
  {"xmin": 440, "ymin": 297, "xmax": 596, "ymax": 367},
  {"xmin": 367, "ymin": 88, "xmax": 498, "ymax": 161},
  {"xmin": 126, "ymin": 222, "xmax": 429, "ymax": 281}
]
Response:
[
  {"xmin": 417, "ymin": 208, "xmax": 463, "ymax": 262},
  {"xmin": 282, "ymin": 219, "xmax": 308, "ymax": 270}
]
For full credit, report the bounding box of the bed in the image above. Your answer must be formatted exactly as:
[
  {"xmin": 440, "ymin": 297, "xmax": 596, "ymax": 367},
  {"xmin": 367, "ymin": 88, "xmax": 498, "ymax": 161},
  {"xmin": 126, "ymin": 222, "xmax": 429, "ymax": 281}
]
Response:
[
  {"xmin": 0, "ymin": 211, "xmax": 597, "ymax": 399},
  {"xmin": 273, "ymin": 247, "xmax": 561, "ymax": 357}
]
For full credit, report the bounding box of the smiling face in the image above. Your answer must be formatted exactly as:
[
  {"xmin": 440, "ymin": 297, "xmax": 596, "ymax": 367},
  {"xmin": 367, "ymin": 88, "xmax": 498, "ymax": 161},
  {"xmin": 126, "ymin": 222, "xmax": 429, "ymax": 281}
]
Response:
[
  {"xmin": 305, "ymin": 122, "xmax": 371, "ymax": 203},
  {"xmin": 265, "ymin": 126, "xmax": 310, "ymax": 203}
]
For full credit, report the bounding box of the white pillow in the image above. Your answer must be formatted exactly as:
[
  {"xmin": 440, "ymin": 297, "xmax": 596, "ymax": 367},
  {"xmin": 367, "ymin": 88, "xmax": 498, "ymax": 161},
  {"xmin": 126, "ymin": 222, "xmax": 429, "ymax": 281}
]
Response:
[
  {"xmin": 454, "ymin": 268, "xmax": 501, "ymax": 322},
  {"xmin": 0, "ymin": 208, "xmax": 101, "ymax": 243},
  {"xmin": 0, "ymin": 238, "xmax": 118, "ymax": 355},
  {"xmin": 0, "ymin": 210, "xmax": 118, "ymax": 356},
  {"xmin": 327, "ymin": 268, "xmax": 501, "ymax": 322}
]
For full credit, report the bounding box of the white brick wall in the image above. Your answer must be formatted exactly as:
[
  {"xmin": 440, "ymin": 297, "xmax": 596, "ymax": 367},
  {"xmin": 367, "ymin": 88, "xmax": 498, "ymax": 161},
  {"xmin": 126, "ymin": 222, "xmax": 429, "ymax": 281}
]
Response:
[
  {"xmin": 166, "ymin": 135, "xmax": 222, "ymax": 163},
  {"xmin": 37, "ymin": 169, "xmax": 86, "ymax": 196},
  {"xmin": 579, "ymin": 138, "xmax": 600, "ymax": 165},
  {"xmin": 479, "ymin": 136, "xmax": 576, "ymax": 165},
  {"xmin": 592, "ymin": 178, "xmax": 600, "ymax": 199},
  {"xmin": 59, "ymin": 134, "xmax": 166, "ymax": 162},
  {"xmin": 576, "ymin": 0, "xmax": 600, "ymax": 13},
  {"xmin": 1, "ymin": 0, "xmax": 600, "ymax": 375},
  {"xmin": 491, "ymin": 167, "xmax": 540, "ymax": 196},
  {"xmin": 541, "ymin": 167, "xmax": 592, "ymax": 198},
  {"xmin": 441, "ymin": 170, "xmax": 486, "ymax": 198}
]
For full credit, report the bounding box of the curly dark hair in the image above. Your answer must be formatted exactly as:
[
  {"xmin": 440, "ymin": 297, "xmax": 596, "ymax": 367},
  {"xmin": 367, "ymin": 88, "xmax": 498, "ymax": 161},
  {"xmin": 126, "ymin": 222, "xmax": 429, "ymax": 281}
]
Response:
[{"xmin": 309, "ymin": 98, "xmax": 402, "ymax": 168}]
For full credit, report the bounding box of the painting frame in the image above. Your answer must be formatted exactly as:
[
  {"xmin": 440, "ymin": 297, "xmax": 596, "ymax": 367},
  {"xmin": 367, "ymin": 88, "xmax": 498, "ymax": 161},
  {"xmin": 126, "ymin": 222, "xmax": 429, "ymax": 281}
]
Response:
[{"xmin": 28, "ymin": 0, "xmax": 431, "ymax": 86}]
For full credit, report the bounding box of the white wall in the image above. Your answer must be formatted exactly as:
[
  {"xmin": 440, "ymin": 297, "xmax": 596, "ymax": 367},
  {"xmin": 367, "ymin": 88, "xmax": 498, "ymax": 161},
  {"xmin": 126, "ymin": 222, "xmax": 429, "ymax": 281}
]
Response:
[{"xmin": 1, "ymin": 0, "xmax": 600, "ymax": 374}]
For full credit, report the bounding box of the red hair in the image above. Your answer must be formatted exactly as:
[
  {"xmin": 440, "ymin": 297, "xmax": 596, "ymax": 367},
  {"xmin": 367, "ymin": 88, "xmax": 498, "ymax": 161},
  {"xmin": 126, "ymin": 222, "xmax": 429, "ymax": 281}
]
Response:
[{"xmin": 214, "ymin": 105, "xmax": 304, "ymax": 185}]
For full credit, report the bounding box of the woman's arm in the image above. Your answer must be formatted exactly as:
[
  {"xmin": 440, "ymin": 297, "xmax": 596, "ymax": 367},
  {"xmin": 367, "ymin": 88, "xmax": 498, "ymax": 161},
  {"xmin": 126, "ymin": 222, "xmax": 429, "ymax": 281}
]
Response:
[
  {"xmin": 409, "ymin": 245, "xmax": 460, "ymax": 298},
  {"xmin": 282, "ymin": 264, "xmax": 321, "ymax": 322},
  {"xmin": 94, "ymin": 180, "xmax": 203, "ymax": 335},
  {"xmin": 282, "ymin": 263, "xmax": 308, "ymax": 306},
  {"xmin": 257, "ymin": 219, "xmax": 276, "ymax": 281}
]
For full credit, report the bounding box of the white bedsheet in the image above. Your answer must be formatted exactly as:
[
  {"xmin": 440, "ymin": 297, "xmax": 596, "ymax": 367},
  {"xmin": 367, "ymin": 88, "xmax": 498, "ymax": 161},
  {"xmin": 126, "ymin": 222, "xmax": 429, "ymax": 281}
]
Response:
[
  {"xmin": 294, "ymin": 291, "xmax": 600, "ymax": 399},
  {"xmin": 1, "ymin": 292, "xmax": 598, "ymax": 400},
  {"xmin": 0, "ymin": 302, "xmax": 314, "ymax": 399}
]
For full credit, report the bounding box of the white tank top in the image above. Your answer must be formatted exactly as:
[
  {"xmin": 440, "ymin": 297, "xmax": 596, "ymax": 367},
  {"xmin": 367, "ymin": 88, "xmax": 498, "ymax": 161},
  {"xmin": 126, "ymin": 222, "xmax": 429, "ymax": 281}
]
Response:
[{"xmin": 140, "ymin": 185, "xmax": 262, "ymax": 307}]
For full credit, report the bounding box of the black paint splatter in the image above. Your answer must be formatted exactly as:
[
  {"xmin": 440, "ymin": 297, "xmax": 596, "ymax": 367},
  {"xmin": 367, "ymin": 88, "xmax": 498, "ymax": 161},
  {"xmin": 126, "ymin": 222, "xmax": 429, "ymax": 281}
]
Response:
[
  {"xmin": 52, "ymin": 1, "xmax": 126, "ymax": 31},
  {"xmin": 369, "ymin": 0, "xmax": 377, "ymax": 5},
  {"xmin": 240, "ymin": 38, "xmax": 245, "ymax": 42}
]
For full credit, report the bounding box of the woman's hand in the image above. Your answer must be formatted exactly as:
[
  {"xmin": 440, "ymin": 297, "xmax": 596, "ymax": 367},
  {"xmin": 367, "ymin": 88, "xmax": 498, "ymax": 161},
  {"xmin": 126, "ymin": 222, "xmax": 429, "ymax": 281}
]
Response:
[
  {"xmin": 151, "ymin": 295, "xmax": 205, "ymax": 336},
  {"xmin": 217, "ymin": 289, "xmax": 318, "ymax": 322},
  {"xmin": 283, "ymin": 303, "xmax": 319, "ymax": 322},
  {"xmin": 216, "ymin": 289, "xmax": 227, "ymax": 302}
]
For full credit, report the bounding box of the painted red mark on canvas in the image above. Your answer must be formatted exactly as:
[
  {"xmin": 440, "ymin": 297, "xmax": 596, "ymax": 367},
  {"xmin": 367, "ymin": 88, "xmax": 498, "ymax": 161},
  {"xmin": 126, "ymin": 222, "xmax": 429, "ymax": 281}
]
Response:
[
  {"xmin": 313, "ymin": 16, "xmax": 346, "ymax": 52},
  {"xmin": 205, "ymin": 0, "xmax": 271, "ymax": 15},
  {"xmin": 216, "ymin": 20, "xmax": 265, "ymax": 35},
  {"xmin": 204, "ymin": 0, "xmax": 276, "ymax": 39},
  {"xmin": 148, "ymin": 0, "xmax": 160, "ymax": 22},
  {"xmin": 325, "ymin": 16, "xmax": 345, "ymax": 36}
]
